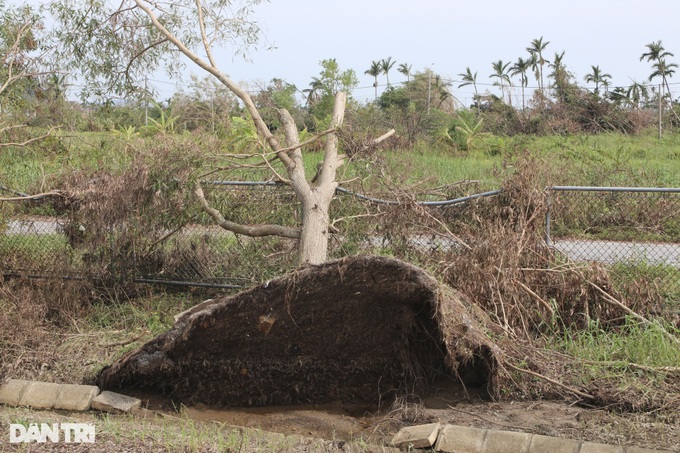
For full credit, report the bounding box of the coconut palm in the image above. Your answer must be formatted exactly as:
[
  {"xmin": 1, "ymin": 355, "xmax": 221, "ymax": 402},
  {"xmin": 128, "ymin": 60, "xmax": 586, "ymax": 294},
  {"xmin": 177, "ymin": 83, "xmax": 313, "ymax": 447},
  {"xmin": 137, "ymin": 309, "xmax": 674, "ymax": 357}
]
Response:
[
  {"xmin": 364, "ymin": 60, "xmax": 381, "ymax": 100},
  {"xmin": 380, "ymin": 57, "xmax": 396, "ymax": 88},
  {"xmin": 511, "ymin": 57, "xmax": 531, "ymax": 110},
  {"xmin": 584, "ymin": 65, "xmax": 612, "ymax": 96},
  {"xmin": 527, "ymin": 36, "xmax": 550, "ymax": 94},
  {"xmin": 489, "ymin": 60, "xmax": 512, "ymax": 104},
  {"xmin": 458, "ymin": 67, "xmax": 479, "ymax": 110},
  {"xmin": 398, "ymin": 62, "xmax": 412, "ymax": 83}
]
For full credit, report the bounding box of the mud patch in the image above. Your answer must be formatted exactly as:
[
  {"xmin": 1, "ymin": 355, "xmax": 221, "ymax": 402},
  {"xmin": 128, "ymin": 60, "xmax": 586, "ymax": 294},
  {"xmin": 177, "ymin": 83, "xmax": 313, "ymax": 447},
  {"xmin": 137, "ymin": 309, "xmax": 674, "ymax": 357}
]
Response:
[{"xmin": 97, "ymin": 256, "xmax": 500, "ymax": 407}]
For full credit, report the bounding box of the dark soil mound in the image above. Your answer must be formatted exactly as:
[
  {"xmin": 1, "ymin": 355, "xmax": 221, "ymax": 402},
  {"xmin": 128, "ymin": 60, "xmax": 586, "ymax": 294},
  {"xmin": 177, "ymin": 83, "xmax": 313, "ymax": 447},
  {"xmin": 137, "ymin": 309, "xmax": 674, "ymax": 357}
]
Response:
[{"xmin": 97, "ymin": 255, "xmax": 501, "ymax": 407}]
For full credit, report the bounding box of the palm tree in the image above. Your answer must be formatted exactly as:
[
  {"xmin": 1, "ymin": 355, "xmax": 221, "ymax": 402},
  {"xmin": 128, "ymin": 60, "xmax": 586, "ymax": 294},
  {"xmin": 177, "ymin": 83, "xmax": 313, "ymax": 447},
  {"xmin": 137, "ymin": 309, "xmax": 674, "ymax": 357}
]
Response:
[
  {"xmin": 302, "ymin": 77, "xmax": 323, "ymax": 106},
  {"xmin": 584, "ymin": 65, "xmax": 612, "ymax": 96},
  {"xmin": 640, "ymin": 40, "xmax": 676, "ymax": 102},
  {"xmin": 398, "ymin": 62, "xmax": 412, "ymax": 83},
  {"xmin": 365, "ymin": 60, "xmax": 381, "ymax": 100},
  {"xmin": 548, "ymin": 51, "xmax": 568, "ymax": 86},
  {"xmin": 527, "ymin": 36, "xmax": 550, "ymax": 94},
  {"xmin": 649, "ymin": 59, "xmax": 678, "ymax": 101},
  {"xmin": 511, "ymin": 57, "xmax": 531, "ymax": 110},
  {"xmin": 640, "ymin": 40, "xmax": 673, "ymax": 64},
  {"xmin": 626, "ymin": 80, "xmax": 649, "ymax": 110},
  {"xmin": 380, "ymin": 57, "xmax": 396, "ymax": 88},
  {"xmin": 489, "ymin": 60, "xmax": 512, "ymax": 104},
  {"xmin": 458, "ymin": 67, "xmax": 479, "ymax": 110}
]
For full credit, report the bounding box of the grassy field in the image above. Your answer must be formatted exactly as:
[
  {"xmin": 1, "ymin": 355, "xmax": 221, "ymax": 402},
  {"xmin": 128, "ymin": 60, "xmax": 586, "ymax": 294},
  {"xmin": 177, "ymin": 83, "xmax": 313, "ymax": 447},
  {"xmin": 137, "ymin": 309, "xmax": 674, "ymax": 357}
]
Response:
[{"xmin": 2, "ymin": 127, "xmax": 680, "ymax": 197}]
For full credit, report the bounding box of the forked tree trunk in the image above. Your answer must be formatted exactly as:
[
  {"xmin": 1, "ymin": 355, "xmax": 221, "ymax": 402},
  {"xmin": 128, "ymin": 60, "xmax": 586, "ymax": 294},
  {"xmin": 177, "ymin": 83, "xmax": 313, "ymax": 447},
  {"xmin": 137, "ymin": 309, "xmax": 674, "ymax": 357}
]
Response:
[{"xmin": 294, "ymin": 93, "xmax": 346, "ymax": 265}]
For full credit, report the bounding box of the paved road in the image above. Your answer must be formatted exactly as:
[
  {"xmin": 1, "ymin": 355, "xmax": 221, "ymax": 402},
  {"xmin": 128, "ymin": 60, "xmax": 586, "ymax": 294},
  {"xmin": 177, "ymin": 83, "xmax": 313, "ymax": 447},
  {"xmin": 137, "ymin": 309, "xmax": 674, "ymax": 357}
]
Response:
[
  {"xmin": 551, "ymin": 239, "xmax": 680, "ymax": 268},
  {"xmin": 5, "ymin": 218, "xmax": 680, "ymax": 268}
]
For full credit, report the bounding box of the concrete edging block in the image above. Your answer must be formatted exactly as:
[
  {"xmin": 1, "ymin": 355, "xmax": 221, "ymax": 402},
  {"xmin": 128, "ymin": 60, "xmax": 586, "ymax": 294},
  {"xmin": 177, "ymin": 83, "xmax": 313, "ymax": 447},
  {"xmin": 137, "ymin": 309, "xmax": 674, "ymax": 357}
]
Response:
[
  {"xmin": 435, "ymin": 424, "xmax": 488, "ymax": 453},
  {"xmin": 0, "ymin": 379, "xmax": 32, "ymax": 406},
  {"xmin": 91, "ymin": 390, "xmax": 141, "ymax": 413},
  {"xmin": 580, "ymin": 441, "xmax": 624, "ymax": 453},
  {"xmin": 54, "ymin": 384, "xmax": 101, "ymax": 411},
  {"xmin": 18, "ymin": 381, "xmax": 62, "ymax": 409},
  {"xmin": 482, "ymin": 430, "xmax": 532, "ymax": 453},
  {"xmin": 528, "ymin": 434, "xmax": 580, "ymax": 453}
]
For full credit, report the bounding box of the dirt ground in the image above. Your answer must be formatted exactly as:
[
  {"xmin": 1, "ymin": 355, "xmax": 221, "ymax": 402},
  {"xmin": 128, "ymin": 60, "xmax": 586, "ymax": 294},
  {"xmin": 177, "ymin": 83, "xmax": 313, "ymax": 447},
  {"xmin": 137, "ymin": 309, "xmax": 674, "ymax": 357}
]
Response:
[
  {"xmin": 2, "ymin": 389, "xmax": 678, "ymax": 452},
  {"xmin": 114, "ymin": 379, "xmax": 679, "ymax": 452}
]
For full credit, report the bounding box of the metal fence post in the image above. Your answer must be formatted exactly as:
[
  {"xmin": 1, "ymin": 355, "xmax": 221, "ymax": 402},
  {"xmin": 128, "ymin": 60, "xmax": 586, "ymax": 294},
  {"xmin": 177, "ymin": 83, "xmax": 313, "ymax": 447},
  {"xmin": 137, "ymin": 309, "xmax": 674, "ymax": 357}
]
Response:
[{"xmin": 545, "ymin": 189, "xmax": 552, "ymax": 247}]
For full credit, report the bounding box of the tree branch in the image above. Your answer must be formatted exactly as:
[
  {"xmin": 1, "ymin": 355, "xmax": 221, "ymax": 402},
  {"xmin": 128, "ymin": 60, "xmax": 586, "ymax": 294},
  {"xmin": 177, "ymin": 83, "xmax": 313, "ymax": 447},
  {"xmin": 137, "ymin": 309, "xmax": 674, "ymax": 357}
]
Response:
[
  {"xmin": 124, "ymin": 38, "xmax": 170, "ymax": 80},
  {"xmin": 132, "ymin": 0, "xmax": 290, "ymax": 167},
  {"xmin": 195, "ymin": 0, "xmax": 217, "ymax": 68},
  {"xmin": 504, "ymin": 360, "xmax": 595, "ymax": 400},
  {"xmin": 589, "ymin": 282, "xmax": 680, "ymax": 347},
  {"xmin": 194, "ymin": 183, "xmax": 300, "ymax": 238},
  {"xmin": 0, "ymin": 191, "xmax": 63, "ymax": 202},
  {"xmin": 316, "ymin": 93, "xmax": 346, "ymax": 188},
  {"xmin": 0, "ymin": 129, "xmax": 55, "ymax": 148}
]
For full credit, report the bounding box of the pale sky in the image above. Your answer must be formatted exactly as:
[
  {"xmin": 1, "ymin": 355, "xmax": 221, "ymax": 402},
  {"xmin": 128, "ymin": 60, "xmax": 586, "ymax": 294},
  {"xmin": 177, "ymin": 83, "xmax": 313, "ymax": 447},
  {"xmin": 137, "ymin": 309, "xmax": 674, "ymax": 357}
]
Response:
[{"xmin": 156, "ymin": 0, "xmax": 679, "ymax": 106}]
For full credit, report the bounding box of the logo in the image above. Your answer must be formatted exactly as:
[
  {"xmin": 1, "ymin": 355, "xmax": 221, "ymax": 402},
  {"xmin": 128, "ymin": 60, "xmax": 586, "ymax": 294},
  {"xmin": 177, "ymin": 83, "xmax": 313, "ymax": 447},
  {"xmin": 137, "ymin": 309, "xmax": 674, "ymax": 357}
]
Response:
[{"xmin": 9, "ymin": 423, "xmax": 95, "ymax": 443}]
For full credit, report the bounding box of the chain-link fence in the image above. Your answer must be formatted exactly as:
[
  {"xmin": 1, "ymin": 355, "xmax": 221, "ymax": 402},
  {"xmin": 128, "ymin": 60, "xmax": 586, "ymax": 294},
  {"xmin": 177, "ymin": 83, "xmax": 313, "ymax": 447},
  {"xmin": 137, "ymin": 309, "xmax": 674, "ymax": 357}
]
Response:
[
  {"xmin": 546, "ymin": 186, "xmax": 680, "ymax": 304},
  {"xmin": 0, "ymin": 181, "xmax": 493, "ymax": 290},
  {"xmin": 2, "ymin": 183, "xmax": 679, "ymax": 304}
]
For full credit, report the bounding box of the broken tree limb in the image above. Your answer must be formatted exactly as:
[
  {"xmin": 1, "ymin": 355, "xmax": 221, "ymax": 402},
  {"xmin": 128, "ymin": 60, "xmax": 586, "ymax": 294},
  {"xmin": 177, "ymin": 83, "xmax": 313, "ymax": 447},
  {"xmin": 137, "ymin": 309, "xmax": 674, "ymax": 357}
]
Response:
[
  {"xmin": 373, "ymin": 128, "xmax": 396, "ymax": 145},
  {"xmin": 588, "ymin": 282, "xmax": 680, "ymax": 347},
  {"xmin": 0, "ymin": 191, "xmax": 63, "ymax": 201},
  {"xmin": 517, "ymin": 281, "xmax": 555, "ymax": 317},
  {"xmin": 504, "ymin": 361, "xmax": 595, "ymax": 400},
  {"xmin": 194, "ymin": 183, "xmax": 301, "ymax": 239}
]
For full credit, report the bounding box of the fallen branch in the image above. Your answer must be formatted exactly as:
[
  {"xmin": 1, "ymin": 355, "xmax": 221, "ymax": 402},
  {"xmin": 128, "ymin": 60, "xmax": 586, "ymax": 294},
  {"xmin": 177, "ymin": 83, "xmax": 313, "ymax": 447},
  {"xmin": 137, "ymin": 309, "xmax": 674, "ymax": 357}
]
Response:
[
  {"xmin": 504, "ymin": 360, "xmax": 595, "ymax": 400},
  {"xmin": 589, "ymin": 282, "xmax": 680, "ymax": 347},
  {"xmin": 516, "ymin": 281, "xmax": 555, "ymax": 317},
  {"xmin": 194, "ymin": 183, "xmax": 300, "ymax": 239},
  {"xmin": 0, "ymin": 191, "xmax": 63, "ymax": 201},
  {"xmin": 100, "ymin": 330, "xmax": 150, "ymax": 348}
]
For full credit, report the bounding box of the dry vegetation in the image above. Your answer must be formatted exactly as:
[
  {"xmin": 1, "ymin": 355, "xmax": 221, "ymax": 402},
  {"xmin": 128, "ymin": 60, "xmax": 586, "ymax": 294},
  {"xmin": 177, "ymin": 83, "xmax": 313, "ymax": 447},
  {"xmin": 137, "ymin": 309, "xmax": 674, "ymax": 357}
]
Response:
[{"xmin": 1, "ymin": 148, "xmax": 679, "ymax": 450}]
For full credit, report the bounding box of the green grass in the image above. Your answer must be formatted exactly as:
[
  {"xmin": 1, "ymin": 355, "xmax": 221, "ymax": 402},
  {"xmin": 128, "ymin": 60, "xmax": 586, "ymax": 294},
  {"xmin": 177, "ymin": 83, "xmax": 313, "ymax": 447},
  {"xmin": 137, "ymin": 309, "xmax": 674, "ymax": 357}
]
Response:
[
  {"xmin": 549, "ymin": 316, "xmax": 680, "ymax": 390},
  {"xmin": 556, "ymin": 317, "xmax": 680, "ymax": 366},
  {"xmin": 2, "ymin": 128, "xmax": 680, "ymax": 198},
  {"xmin": 528, "ymin": 131, "xmax": 680, "ymax": 187},
  {"xmin": 0, "ymin": 130, "xmax": 133, "ymax": 193}
]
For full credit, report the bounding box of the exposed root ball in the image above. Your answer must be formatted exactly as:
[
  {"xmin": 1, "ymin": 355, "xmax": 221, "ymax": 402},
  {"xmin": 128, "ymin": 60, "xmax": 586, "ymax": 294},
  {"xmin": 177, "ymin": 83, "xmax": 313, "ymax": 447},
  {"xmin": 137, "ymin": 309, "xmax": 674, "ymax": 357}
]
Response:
[{"xmin": 97, "ymin": 256, "xmax": 500, "ymax": 407}]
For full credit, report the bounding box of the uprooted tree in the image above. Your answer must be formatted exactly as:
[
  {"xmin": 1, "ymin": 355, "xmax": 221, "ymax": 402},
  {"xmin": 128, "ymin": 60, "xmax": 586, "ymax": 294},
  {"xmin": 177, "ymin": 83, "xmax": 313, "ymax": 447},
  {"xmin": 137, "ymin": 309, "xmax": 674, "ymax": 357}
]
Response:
[{"xmin": 50, "ymin": 0, "xmax": 393, "ymax": 265}]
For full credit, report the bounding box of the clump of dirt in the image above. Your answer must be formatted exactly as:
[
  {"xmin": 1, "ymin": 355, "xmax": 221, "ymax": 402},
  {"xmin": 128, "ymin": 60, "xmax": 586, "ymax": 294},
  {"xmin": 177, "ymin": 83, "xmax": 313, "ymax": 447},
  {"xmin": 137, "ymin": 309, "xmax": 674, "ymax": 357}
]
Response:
[{"xmin": 97, "ymin": 255, "xmax": 501, "ymax": 407}]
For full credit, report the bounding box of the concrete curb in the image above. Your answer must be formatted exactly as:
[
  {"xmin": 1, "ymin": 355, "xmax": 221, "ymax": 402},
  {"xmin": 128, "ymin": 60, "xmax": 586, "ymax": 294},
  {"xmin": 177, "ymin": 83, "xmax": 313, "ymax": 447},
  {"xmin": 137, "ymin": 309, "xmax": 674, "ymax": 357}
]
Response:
[
  {"xmin": 392, "ymin": 423, "xmax": 670, "ymax": 453},
  {"xmin": 0, "ymin": 379, "xmax": 100, "ymax": 411},
  {"xmin": 0, "ymin": 379, "xmax": 139, "ymax": 414}
]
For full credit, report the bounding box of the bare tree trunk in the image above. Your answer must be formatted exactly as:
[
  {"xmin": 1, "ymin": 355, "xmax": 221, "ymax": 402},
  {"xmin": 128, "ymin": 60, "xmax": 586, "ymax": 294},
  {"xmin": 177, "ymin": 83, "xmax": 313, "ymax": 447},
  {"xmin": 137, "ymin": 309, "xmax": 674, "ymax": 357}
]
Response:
[{"xmin": 297, "ymin": 93, "xmax": 346, "ymax": 264}]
